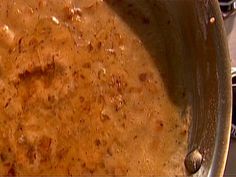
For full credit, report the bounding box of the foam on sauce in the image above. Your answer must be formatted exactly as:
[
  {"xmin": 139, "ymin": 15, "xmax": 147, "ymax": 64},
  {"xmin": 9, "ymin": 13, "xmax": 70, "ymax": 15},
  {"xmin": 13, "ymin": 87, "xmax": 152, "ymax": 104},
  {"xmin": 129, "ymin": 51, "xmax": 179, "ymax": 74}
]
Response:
[{"xmin": 0, "ymin": 0, "xmax": 190, "ymax": 176}]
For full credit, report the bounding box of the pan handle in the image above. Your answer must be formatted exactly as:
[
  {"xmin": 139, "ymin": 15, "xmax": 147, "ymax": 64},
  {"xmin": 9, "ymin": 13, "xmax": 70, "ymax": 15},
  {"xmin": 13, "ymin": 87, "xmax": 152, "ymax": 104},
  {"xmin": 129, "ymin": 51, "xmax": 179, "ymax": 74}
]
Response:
[{"xmin": 231, "ymin": 67, "xmax": 236, "ymax": 138}]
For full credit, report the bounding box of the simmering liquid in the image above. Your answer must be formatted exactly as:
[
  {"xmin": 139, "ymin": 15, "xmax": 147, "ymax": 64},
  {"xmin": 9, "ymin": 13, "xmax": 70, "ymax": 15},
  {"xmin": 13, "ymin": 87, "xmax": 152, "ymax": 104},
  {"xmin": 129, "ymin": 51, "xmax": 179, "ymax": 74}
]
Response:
[{"xmin": 0, "ymin": 0, "xmax": 189, "ymax": 176}]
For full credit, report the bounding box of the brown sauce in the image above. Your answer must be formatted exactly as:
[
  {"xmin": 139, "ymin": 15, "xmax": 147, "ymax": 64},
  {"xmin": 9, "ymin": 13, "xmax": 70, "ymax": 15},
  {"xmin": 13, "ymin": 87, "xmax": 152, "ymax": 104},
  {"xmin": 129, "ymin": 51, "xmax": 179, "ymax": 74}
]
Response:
[{"xmin": 0, "ymin": 0, "xmax": 189, "ymax": 176}]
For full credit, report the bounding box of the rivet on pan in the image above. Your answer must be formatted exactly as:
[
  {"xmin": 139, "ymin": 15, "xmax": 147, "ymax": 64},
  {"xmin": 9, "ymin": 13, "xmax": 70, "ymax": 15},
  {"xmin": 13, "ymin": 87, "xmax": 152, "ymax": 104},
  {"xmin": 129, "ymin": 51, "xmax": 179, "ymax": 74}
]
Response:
[{"xmin": 184, "ymin": 149, "xmax": 203, "ymax": 174}]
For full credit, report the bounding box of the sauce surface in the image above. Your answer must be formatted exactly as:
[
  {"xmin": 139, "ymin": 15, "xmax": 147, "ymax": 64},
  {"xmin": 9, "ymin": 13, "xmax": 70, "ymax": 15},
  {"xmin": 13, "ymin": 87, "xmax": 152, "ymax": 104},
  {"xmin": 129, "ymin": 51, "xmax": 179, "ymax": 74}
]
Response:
[{"xmin": 0, "ymin": 0, "xmax": 189, "ymax": 176}]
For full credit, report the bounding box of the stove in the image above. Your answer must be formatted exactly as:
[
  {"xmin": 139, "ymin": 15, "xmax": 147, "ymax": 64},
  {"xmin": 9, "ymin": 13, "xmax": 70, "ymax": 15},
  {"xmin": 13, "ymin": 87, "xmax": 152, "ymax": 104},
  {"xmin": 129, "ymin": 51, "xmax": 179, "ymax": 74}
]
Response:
[{"xmin": 222, "ymin": 0, "xmax": 236, "ymax": 175}]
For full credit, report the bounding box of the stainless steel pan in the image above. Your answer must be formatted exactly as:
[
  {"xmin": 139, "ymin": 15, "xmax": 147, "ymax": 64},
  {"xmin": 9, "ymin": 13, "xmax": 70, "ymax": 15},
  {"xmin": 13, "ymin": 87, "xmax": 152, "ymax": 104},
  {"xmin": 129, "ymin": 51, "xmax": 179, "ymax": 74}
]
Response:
[{"xmin": 106, "ymin": 0, "xmax": 231, "ymax": 176}]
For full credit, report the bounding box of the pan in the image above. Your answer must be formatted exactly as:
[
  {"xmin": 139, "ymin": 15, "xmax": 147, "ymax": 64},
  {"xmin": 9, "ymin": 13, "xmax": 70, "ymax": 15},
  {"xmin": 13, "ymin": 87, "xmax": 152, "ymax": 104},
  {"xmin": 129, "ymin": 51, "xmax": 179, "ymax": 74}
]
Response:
[
  {"xmin": 0, "ymin": 0, "xmax": 232, "ymax": 176},
  {"xmin": 105, "ymin": 0, "xmax": 231, "ymax": 176}
]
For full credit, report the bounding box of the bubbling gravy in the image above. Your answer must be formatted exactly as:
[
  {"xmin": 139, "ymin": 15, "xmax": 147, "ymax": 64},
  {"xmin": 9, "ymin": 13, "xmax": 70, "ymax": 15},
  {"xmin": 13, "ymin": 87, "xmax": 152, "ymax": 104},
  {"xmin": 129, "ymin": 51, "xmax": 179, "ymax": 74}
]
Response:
[{"xmin": 0, "ymin": 0, "xmax": 190, "ymax": 176}]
